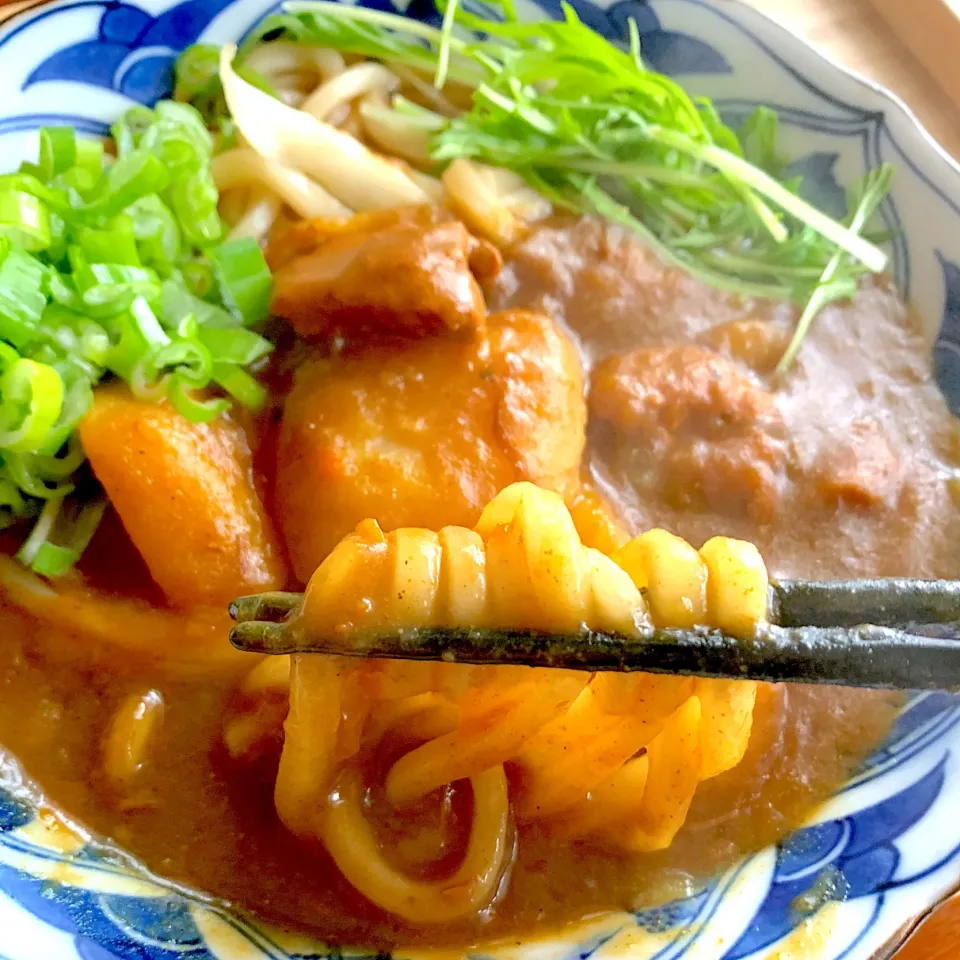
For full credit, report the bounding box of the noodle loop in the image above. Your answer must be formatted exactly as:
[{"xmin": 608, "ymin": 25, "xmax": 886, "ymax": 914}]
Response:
[{"xmin": 244, "ymin": 483, "xmax": 769, "ymax": 920}]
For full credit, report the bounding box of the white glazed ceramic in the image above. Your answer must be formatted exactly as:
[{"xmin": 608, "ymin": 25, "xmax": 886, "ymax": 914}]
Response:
[{"xmin": 1, "ymin": 1, "xmax": 960, "ymax": 958}]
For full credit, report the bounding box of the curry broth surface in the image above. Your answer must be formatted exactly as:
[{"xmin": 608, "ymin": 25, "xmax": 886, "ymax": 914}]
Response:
[{"xmin": 0, "ymin": 216, "xmax": 952, "ymax": 949}]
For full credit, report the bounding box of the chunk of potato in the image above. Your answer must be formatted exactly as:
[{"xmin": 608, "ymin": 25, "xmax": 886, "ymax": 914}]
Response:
[
  {"xmin": 485, "ymin": 309, "xmax": 586, "ymax": 496},
  {"xmin": 275, "ymin": 310, "xmax": 585, "ymax": 581},
  {"xmin": 79, "ymin": 387, "xmax": 286, "ymax": 607}
]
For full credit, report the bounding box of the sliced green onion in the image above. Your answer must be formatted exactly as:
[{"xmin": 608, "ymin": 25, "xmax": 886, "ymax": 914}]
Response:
[
  {"xmin": 0, "ymin": 173, "xmax": 72, "ymax": 218},
  {"xmin": 169, "ymin": 374, "xmax": 229, "ymax": 422},
  {"xmin": 175, "ymin": 44, "xmax": 221, "ymax": 101},
  {"xmin": 18, "ymin": 162, "xmax": 45, "ymax": 182},
  {"xmin": 152, "ymin": 336, "xmax": 213, "ymax": 385},
  {"xmin": 111, "ymin": 106, "xmax": 156, "ymax": 157},
  {"xmin": 130, "ymin": 358, "xmax": 172, "ymax": 401},
  {"xmin": 31, "ymin": 434, "xmax": 87, "ymax": 480},
  {"xmin": 127, "ymin": 295, "xmax": 171, "ymax": 348},
  {"xmin": 0, "ymin": 97, "xmax": 274, "ymax": 574},
  {"xmin": 16, "ymin": 493, "xmax": 64, "ymax": 565},
  {"xmin": 70, "ymin": 252, "xmax": 161, "ymax": 312},
  {"xmin": 199, "ymin": 326, "xmax": 273, "ymax": 365},
  {"xmin": 75, "ymin": 138, "xmax": 104, "ymax": 181},
  {"xmin": 42, "ymin": 305, "xmax": 111, "ymax": 368},
  {"xmin": 0, "ymin": 477, "xmax": 27, "ymax": 527},
  {"xmin": 105, "ymin": 296, "xmax": 171, "ymax": 379},
  {"xmin": 210, "ymin": 237, "xmax": 272, "ymax": 326},
  {"xmin": 168, "ymin": 171, "xmax": 222, "ymax": 247},
  {"xmin": 5, "ymin": 452, "xmax": 72, "ymax": 499},
  {"xmin": 128, "ymin": 195, "xmax": 182, "ymax": 273},
  {"xmin": 86, "ymin": 150, "xmax": 171, "ymax": 218},
  {"xmin": 51, "ymin": 167, "xmax": 98, "ymax": 207},
  {"xmin": 141, "ymin": 107, "xmax": 211, "ymax": 179},
  {"xmin": 160, "ymin": 277, "xmax": 234, "ymax": 328},
  {"xmin": 0, "ymin": 340, "xmax": 19, "ymax": 370},
  {"xmin": 77, "ymin": 216, "xmax": 141, "ymax": 267},
  {"xmin": 36, "ymin": 378, "xmax": 94, "ymax": 456},
  {"xmin": 0, "ymin": 188, "xmax": 52, "ymax": 251},
  {"xmin": 180, "ymin": 259, "xmax": 215, "ymax": 298},
  {"xmin": 212, "ymin": 362, "xmax": 267, "ymax": 409},
  {"xmin": 0, "ymin": 246, "xmax": 47, "ymax": 348},
  {"xmin": 39, "ymin": 127, "xmax": 76, "ymax": 182},
  {"xmin": 46, "ymin": 271, "xmax": 77, "ymax": 308},
  {"xmin": 30, "ymin": 541, "xmax": 78, "ymax": 577},
  {"xmin": 18, "ymin": 496, "xmax": 106, "ymax": 576},
  {"xmin": 0, "ymin": 358, "xmax": 65, "ymax": 453},
  {"xmin": 174, "ymin": 310, "xmax": 199, "ymax": 341}
]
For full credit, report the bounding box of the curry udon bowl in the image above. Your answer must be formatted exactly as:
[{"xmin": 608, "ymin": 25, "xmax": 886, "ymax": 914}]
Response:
[{"xmin": 1, "ymin": 0, "xmax": 960, "ymax": 959}]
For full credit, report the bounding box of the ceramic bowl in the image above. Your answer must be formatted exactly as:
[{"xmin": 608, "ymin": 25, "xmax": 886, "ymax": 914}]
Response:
[{"xmin": 0, "ymin": 1, "xmax": 959, "ymax": 958}]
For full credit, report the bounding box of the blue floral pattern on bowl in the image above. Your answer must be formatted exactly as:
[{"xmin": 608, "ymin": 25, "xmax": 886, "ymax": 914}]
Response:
[{"xmin": 1, "ymin": 0, "xmax": 960, "ymax": 958}]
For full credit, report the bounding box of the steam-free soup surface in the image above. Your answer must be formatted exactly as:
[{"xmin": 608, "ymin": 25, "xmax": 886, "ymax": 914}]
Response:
[{"xmin": 1, "ymin": 215, "xmax": 954, "ymax": 949}]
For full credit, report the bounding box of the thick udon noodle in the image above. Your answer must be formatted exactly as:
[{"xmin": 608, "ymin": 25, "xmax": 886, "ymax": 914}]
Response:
[
  {"xmin": 222, "ymin": 485, "xmax": 762, "ymax": 923},
  {"xmin": 214, "ymin": 43, "xmax": 546, "ymax": 246}
]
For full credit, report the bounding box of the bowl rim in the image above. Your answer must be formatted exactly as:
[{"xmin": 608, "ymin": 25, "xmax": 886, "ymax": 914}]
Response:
[
  {"xmin": 721, "ymin": 0, "xmax": 960, "ymax": 178},
  {"xmin": 2, "ymin": 0, "xmax": 959, "ymax": 178},
  {"xmin": 0, "ymin": 2, "xmax": 959, "ymax": 960}
]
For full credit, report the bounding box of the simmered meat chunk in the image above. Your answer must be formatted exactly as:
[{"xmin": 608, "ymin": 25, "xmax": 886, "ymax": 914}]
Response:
[
  {"xmin": 269, "ymin": 206, "xmax": 502, "ymax": 342},
  {"xmin": 815, "ymin": 420, "xmax": 902, "ymax": 508},
  {"xmin": 697, "ymin": 319, "xmax": 788, "ymax": 374},
  {"xmin": 275, "ymin": 310, "xmax": 585, "ymax": 580},
  {"xmin": 663, "ymin": 433, "xmax": 787, "ymax": 524},
  {"xmin": 590, "ymin": 344, "xmax": 786, "ymax": 524},
  {"xmin": 590, "ymin": 345, "xmax": 776, "ymax": 443}
]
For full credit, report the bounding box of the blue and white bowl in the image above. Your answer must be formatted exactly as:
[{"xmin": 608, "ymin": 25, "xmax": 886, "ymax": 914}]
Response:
[{"xmin": 1, "ymin": 1, "xmax": 960, "ymax": 958}]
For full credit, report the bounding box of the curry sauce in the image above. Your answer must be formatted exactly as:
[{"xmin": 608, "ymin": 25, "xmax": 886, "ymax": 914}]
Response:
[{"xmin": 0, "ymin": 216, "xmax": 954, "ymax": 949}]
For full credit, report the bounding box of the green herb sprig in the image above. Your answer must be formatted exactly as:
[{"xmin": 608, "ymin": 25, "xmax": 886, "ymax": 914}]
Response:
[{"xmin": 234, "ymin": 0, "xmax": 892, "ymax": 369}]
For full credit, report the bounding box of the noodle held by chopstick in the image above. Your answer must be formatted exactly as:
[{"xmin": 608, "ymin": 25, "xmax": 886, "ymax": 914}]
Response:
[{"xmin": 237, "ymin": 484, "xmax": 769, "ymax": 921}]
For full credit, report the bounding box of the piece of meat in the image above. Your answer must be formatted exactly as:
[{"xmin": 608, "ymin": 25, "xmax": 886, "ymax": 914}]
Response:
[
  {"xmin": 275, "ymin": 311, "xmax": 586, "ymax": 581},
  {"xmin": 663, "ymin": 432, "xmax": 787, "ymax": 525},
  {"xmin": 698, "ymin": 319, "xmax": 789, "ymax": 374},
  {"xmin": 591, "ymin": 344, "xmax": 786, "ymax": 524},
  {"xmin": 79, "ymin": 387, "xmax": 287, "ymax": 608},
  {"xmin": 269, "ymin": 205, "xmax": 502, "ymax": 343},
  {"xmin": 815, "ymin": 420, "xmax": 902, "ymax": 508},
  {"xmin": 590, "ymin": 345, "xmax": 776, "ymax": 443}
]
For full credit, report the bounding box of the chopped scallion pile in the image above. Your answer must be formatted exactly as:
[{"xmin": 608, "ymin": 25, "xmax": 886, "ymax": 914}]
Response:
[
  {"xmin": 205, "ymin": 0, "xmax": 893, "ymax": 371},
  {"xmin": 0, "ymin": 106, "xmax": 274, "ymax": 574}
]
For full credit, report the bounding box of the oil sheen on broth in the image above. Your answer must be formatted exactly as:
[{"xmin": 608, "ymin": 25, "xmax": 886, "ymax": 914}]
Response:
[{"xmin": 2, "ymin": 214, "xmax": 948, "ymax": 949}]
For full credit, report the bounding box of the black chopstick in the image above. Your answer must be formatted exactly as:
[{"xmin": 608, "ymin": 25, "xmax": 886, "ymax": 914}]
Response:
[
  {"xmin": 228, "ymin": 580, "xmax": 960, "ymax": 691},
  {"xmin": 772, "ymin": 578, "xmax": 960, "ymax": 628}
]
